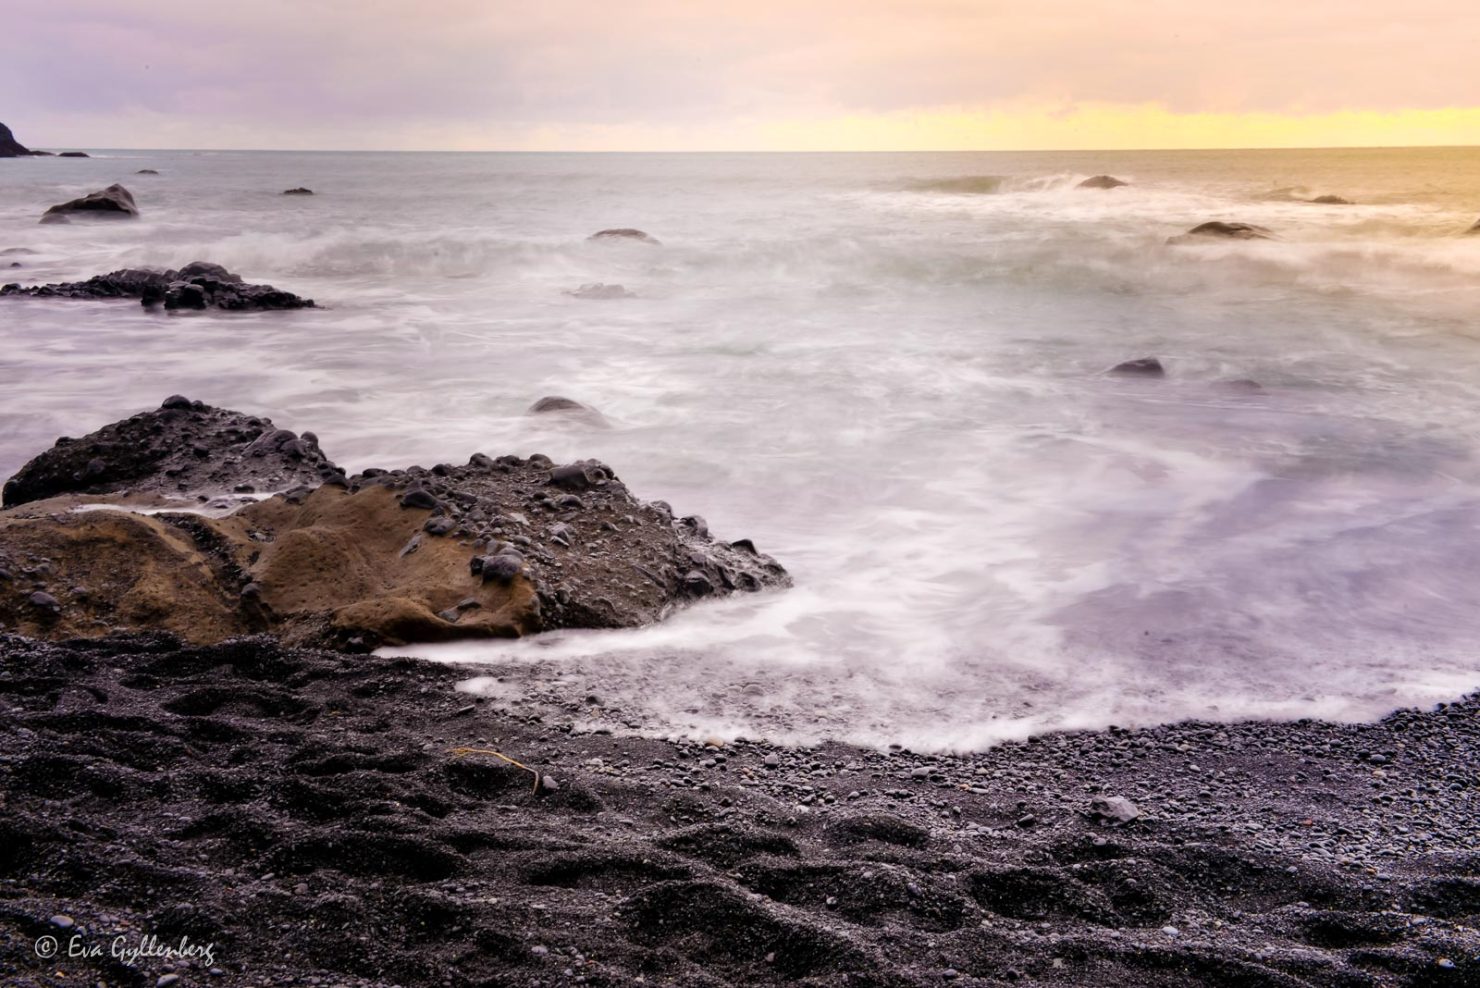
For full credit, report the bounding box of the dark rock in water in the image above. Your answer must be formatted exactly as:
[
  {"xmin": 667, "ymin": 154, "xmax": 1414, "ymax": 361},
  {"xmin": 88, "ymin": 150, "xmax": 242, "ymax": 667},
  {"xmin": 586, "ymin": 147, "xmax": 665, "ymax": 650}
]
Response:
[
  {"xmin": 0, "ymin": 121, "xmax": 44, "ymax": 157},
  {"xmin": 589, "ymin": 228, "xmax": 660, "ymax": 245},
  {"xmin": 567, "ymin": 283, "xmax": 634, "ymax": 299},
  {"xmin": 136, "ymin": 168, "xmax": 159, "ymax": 175},
  {"xmin": 1310, "ymin": 194, "xmax": 1353, "ymax": 205},
  {"xmin": 1108, "ymin": 357, "xmax": 1165, "ymax": 377},
  {"xmin": 1078, "ymin": 175, "xmax": 1128, "ymax": 189},
  {"xmin": 1467, "ymin": 218, "xmax": 1480, "ymax": 235},
  {"xmin": 528, "ymin": 396, "xmax": 610, "ymax": 428},
  {"xmin": 282, "ymin": 187, "xmax": 314, "ymax": 195},
  {"xmin": 40, "ymin": 183, "xmax": 138, "ymax": 221},
  {"xmin": 2, "ymin": 397, "xmax": 339, "ymax": 507},
  {"xmin": 0, "ymin": 261, "xmax": 314, "ymax": 311},
  {"xmin": 0, "ymin": 248, "xmax": 37, "ymax": 256},
  {"xmin": 1217, "ymin": 378, "xmax": 1264, "ymax": 393},
  {"xmin": 57, "ymin": 151, "xmax": 90, "ymax": 158},
  {"xmin": 1167, "ymin": 221, "xmax": 1274, "ymax": 244},
  {"xmin": 38, "ymin": 213, "xmax": 70, "ymax": 225}
]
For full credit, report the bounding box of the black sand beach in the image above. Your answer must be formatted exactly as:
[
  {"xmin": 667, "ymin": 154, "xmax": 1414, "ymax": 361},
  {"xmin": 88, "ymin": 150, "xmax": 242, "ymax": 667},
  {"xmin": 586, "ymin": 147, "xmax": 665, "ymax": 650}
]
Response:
[{"xmin": 2, "ymin": 633, "xmax": 1476, "ymax": 987}]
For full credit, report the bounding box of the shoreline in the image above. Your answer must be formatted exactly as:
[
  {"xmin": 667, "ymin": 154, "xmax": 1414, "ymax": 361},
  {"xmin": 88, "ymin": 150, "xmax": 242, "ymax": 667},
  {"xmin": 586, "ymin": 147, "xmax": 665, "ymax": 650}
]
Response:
[{"xmin": 2, "ymin": 632, "xmax": 1475, "ymax": 987}]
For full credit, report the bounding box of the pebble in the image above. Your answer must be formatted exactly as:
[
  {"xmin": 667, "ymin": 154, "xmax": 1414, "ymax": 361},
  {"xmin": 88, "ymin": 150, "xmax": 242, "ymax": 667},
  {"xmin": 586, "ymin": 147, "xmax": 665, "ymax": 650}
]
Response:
[{"xmin": 50, "ymin": 914, "xmax": 74, "ymax": 929}]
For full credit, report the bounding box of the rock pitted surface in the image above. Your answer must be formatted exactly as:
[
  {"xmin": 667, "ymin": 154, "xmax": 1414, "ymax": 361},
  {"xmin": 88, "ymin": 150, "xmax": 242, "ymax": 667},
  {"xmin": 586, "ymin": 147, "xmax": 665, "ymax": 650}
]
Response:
[
  {"xmin": 2, "ymin": 397, "xmax": 339, "ymax": 507},
  {"xmin": 0, "ymin": 399, "xmax": 787, "ymax": 648},
  {"xmin": 1078, "ymin": 175, "xmax": 1128, "ymax": 189},
  {"xmin": 39, "ymin": 183, "xmax": 138, "ymax": 221},
  {"xmin": 1168, "ymin": 221, "xmax": 1275, "ymax": 244},
  {"xmin": 0, "ymin": 261, "xmax": 315, "ymax": 310},
  {"xmin": 0, "ymin": 633, "xmax": 1475, "ymax": 987},
  {"xmin": 589, "ymin": 228, "xmax": 661, "ymax": 244}
]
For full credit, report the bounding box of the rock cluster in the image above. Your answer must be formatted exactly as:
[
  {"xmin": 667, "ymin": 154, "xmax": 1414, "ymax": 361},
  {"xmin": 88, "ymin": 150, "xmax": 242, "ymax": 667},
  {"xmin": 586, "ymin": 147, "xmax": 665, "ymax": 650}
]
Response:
[
  {"xmin": 0, "ymin": 398, "xmax": 788, "ymax": 649},
  {"xmin": 0, "ymin": 260, "xmax": 315, "ymax": 310}
]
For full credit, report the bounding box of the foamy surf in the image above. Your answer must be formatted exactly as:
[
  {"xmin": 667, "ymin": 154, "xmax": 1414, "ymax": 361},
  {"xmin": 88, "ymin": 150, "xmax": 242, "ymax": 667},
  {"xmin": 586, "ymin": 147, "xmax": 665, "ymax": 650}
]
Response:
[{"xmin": 5, "ymin": 146, "xmax": 1480, "ymax": 750}]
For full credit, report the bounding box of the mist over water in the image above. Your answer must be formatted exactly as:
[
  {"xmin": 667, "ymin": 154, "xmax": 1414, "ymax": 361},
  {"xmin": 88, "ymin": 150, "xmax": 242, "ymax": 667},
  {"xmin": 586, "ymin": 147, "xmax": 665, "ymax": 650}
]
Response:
[{"xmin": 4, "ymin": 147, "xmax": 1480, "ymax": 749}]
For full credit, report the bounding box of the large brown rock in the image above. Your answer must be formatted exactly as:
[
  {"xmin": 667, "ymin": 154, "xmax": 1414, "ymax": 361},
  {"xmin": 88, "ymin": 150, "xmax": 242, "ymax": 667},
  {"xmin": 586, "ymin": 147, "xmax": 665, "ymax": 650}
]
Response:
[{"xmin": 0, "ymin": 400, "xmax": 789, "ymax": 649}]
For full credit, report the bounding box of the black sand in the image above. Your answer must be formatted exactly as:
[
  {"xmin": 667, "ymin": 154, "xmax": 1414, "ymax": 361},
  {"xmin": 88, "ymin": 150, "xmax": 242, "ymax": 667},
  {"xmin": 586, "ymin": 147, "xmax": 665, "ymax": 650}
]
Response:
[{"xmin": 1, "ymin": 633, "xmax": 1476, "ymax": 987}]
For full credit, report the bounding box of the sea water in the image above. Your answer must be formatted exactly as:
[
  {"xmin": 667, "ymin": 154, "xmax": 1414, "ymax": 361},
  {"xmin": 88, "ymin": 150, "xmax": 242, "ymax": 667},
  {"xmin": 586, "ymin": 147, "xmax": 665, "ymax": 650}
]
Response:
[{"xmin": 3, "ymin": 147, "xmax": 1480, "ymax": 748}]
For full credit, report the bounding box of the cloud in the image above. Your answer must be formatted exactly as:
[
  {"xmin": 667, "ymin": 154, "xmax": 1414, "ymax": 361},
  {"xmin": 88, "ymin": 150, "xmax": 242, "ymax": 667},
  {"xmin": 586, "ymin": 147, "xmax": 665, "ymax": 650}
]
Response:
[{"xmin": 3, "ymin": 0, "xmax": 1478, "ymax": 148}]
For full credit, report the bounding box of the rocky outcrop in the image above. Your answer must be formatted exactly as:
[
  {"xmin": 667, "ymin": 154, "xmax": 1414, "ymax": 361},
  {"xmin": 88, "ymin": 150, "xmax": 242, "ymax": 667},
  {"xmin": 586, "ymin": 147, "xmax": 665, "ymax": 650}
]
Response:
[
  {"xmin": 39, "ymin": 183, "xmax": 138, "ymax": 221},
  {"xmin": 1108, "ymin": 357, "xmax": 1165, "ymax": 377},
  {"xmin": 0, "ymin": 260, "xmax": 315, "ymax": 310},
  {"xmin": 1078, "ymin": 175, "xmax": 1127, "ymax": 189},
  {"xmin": 0, "ymin": 121, "xmax": 42, "ymax": 157},
  {"xmin": 1167, "ymin": 221, "xmax": 1274, "ymax": 244},
  {"xmin": 3, "ymin": 396, "xmax": 340, "ymax": 508},
  {"xmin": 589, "ymin": 228, "xmax": 660, "ymax": 245},
  {"xmin": 0, "ymin": 399, "xmax": 788, "ymax": 649},
  {"xmin": 283, "ymin": 187, "xmax": 314, "ymax": 195}
]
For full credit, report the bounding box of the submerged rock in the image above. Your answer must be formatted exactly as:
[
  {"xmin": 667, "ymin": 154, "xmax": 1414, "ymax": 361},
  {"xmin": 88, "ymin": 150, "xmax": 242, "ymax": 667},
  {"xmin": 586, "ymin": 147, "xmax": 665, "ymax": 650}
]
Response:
[
  {"xmin": 0, "ymin": 260, "xmax": 314, "ymax": 311},
  {"xmin": 1310, "ymin": 194, "xmax": 1353, "ymax": 205},
  {"xmin": 589, "ymin": 228, "xmax": 660, "ymax": 245},
  {"xmin": 40, "ymin": 183, "xmax": 138, "ymax": 221},
  {"xmin": 136, "ymin": 168, "xmax": 159, "ymax": 175},
  {"xmin": 0, "ymin": 399, "xmax": 789, "ymax": 648},
  {"xmin": 57, "ymin": 151, "xmax": 90, "ymax": 158},
  {"xmin": 528, "ymin": 396, "xmax": 610, "ymax": 428},
  {"xmin": 567, "ymin": 283, "xmax": 634, "ymax": 299},
  {"xmin": 1108, "ymin": 357, "xmax": 1165, "ymax": 377},
  {"xmin": 1167, "ymin": 221, "xmax": 1274, "ymax": 244},
  {"xmin": 1078, "ymin": 175, "xmax": 1128, "ymax": 189},
  {"xmin": 1466, "ymin": 218, "xmax": 1480, "ymax": 235},
  {"xmin": 282, "ymin": 187, "xmax": 314, "ymax": 195}
]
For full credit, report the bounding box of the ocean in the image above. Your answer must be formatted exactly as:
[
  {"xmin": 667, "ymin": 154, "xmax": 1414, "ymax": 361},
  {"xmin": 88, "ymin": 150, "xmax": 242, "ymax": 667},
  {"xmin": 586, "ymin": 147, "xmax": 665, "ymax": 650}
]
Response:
[{"xmin": 3, "ymin": 146, "xmax": 1480, "ymax": 749}]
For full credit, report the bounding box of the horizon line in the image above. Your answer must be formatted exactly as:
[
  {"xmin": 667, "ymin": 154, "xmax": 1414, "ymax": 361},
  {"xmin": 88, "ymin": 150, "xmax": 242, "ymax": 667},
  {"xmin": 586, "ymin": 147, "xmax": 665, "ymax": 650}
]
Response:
[{"xmin": 19, "ymin": 142, "xmax": 1480, "ymax": 155}]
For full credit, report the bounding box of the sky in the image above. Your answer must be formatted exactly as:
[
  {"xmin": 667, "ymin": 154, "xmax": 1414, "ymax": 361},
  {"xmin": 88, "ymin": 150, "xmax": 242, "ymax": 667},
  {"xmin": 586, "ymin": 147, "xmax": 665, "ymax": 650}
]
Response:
[{"xmin": 4, "ymin": 0, "xmax": 1479, "ymax": 151}]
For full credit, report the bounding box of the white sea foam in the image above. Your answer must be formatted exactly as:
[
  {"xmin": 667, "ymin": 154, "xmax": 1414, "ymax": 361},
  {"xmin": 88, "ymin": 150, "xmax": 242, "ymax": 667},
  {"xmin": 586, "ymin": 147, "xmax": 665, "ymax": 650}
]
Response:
[{"xmin": 4, "ymin": 147, "xmax": 1480, "ymax": 749}]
